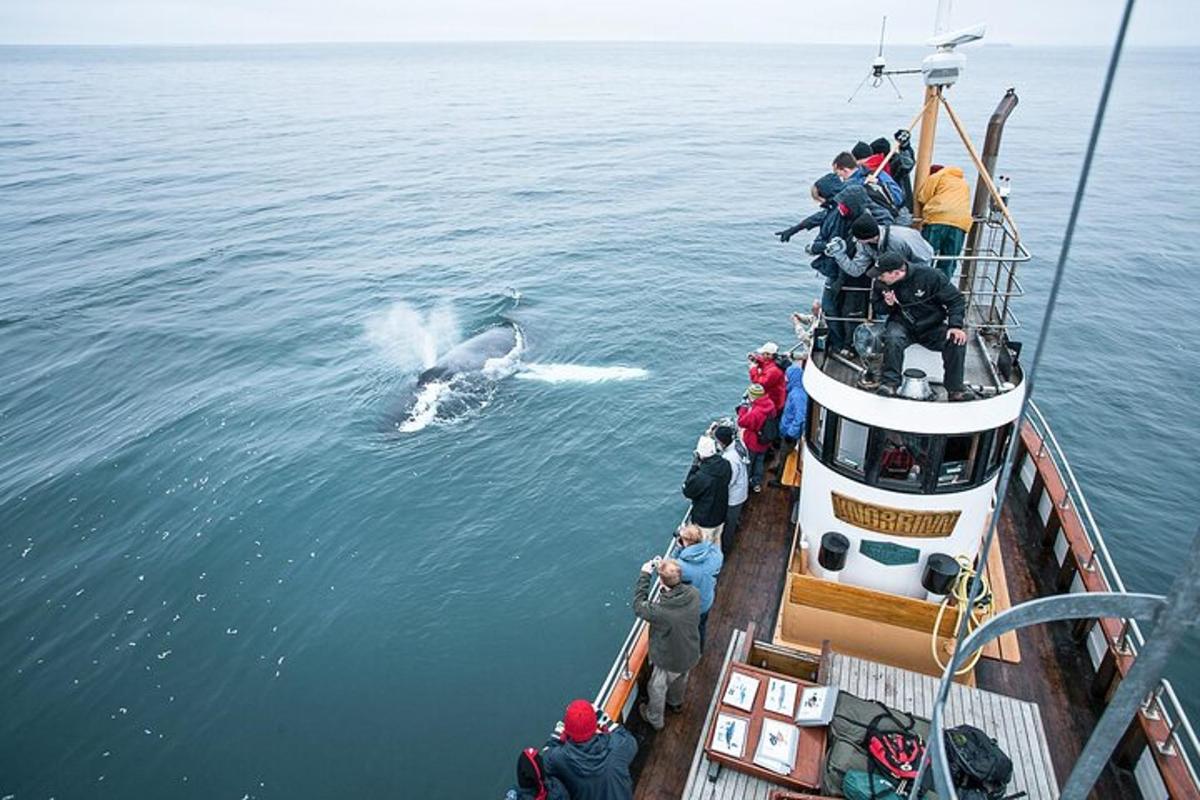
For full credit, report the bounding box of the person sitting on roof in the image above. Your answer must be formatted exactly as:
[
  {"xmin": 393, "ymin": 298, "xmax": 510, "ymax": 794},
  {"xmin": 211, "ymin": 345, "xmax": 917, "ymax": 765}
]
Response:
[
  {"xmin": 736, "ymin": 383, "xmax": 776, "ymax": 493},
  {"xmin": 828, "ymin": 212, "xmax": 934, "ymax": 279},
  {"xmin": 675, "ymin": 523, "xmax": 723, "ymax": 651},
  {"xmin": 543, "ymin": 699, "xmax": 637, "ymax": 800},
  {"xmin": 634, "ymin": 557, "xmax": 702, "ymax": 732},
  {"xmin": 713, "ymin": 425, "xmax": 748, "ymax": 553},
  {"xmin": 868, "ymin": 252, "xmax": 972, "ymax": 401},
  {"xmin": 779, "ymin": 354, "xmax": 809, "ymax": 442},
  {"xmin": 682, "ymin": 434, "xmax": 732, "ymax": 547},
  {"xmin": 916, "ymin": 164, "xmax": 973, "ymax": 281},
  {"xmin": 842, "ymin": 144, "xmax": 905, "ymax": 211},
  {"xmin": 505, "ymin": 747, "xmax": 569, "ymax": 800},
  {"xmin": 748, "ymin": 342, "xmax": 786, "ymax": 416}
]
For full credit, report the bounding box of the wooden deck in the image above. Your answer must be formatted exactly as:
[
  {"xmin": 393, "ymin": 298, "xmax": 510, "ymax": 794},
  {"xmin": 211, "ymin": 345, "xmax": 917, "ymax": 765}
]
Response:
[
  {"xmin": 628, "ymin": 465, "xmax": 1147, "ymax": 798},
  {"xmin": 682, "ymin": 629, "xmax": 788, "ymax": 800},
  {"xmin": 975, "ymin": 485, "xmax": 1142, "ymax": 798},
  {"xmin": 629, "ymin": 475, "xmax": 796, "ymax": 800},
  {"xmin": 829, "ymin": 652, "xmax": 1057, "ymax": 799}
]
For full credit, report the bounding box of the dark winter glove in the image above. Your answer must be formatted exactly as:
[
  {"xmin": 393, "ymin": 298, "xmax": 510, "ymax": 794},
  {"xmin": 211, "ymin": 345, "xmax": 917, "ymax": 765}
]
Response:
[
  {"xmin": 775, "ymin": 223, "xmax": 804, "ymax": 243},
  {"xmin": 894, "ymin": 128, "xmax": 912, "ymax": 146},
  {"xmin": 804, "ymin": 241, "xmax": 825, "ymax": 256},
  {"xmin": 824, "ymin": 236, "xmax": 846, "ymax": 258}
]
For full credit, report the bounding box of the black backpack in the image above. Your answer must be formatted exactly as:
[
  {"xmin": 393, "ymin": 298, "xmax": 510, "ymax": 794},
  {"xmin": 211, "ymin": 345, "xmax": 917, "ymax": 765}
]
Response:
[
  {"xmin": 863, "ymin": 179, "xmax": 900, "ymax": 218},
  {"xmin": 758, "ymin": 413, "xmax": 781, "ymax": 444},
  {"xmin": 943, "ymin": 725, "xmax": 1014, "ymax": 800}
]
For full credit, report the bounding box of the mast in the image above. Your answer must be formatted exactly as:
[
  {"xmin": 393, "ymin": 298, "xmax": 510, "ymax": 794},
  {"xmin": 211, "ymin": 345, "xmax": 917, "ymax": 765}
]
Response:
[
  {"xmin": 912, "ymin": 85, "xmax": 942, "ymax": 221},
  {"xmin": 912, "ymin": 4, "xmax": 985, "ymax": 219}
]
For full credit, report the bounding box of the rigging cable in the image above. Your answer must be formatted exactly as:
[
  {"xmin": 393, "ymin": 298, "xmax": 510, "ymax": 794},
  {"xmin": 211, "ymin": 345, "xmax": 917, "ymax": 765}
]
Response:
[{"xmin": 911, "ymin": 0, "xmax": 1138, "ymax": 797}]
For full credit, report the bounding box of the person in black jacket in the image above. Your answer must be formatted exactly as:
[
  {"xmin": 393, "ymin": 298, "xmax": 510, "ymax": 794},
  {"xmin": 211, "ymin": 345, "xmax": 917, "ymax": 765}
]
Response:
[
  {"xmin": 888, "ymin": 130, "xmax": 917, "ymax": 211},
  {"xmin": 868, "ymin": 252, "xmax": 972, "ymax": 401},
  {"xmin": 682, "ymin": 434, "xmax": 732, "ymax": 545}
]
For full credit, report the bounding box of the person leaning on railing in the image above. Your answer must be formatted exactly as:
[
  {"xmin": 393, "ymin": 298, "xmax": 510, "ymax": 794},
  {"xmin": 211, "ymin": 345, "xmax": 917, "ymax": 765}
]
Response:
[
  {"xmin": 633, "ymin": 558, "xmax": 702, "ymax": 732},
  {"xmin": 543, "ymin": 699, "xmax": 637, "ymax": 800},
  {"xmin": 867, "ymin": 252, "xmax": 972, "ymax": 402}
]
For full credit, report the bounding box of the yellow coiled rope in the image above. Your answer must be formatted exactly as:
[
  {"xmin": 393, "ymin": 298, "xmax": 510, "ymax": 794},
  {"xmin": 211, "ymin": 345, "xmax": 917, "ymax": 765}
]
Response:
[{"xmin": 931, "ymin": 555, "xmax": 994, "ymax": 675}]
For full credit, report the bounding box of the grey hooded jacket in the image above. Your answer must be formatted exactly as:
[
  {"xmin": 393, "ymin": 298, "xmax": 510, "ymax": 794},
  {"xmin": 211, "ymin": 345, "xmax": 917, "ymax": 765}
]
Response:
[
  {"xmin": 633, "ymin": 572, "xmax": 701, "ymax": 673},
  {"xmin": 833, "ymin": 223, "xmax": 935, "ymax": 277}
]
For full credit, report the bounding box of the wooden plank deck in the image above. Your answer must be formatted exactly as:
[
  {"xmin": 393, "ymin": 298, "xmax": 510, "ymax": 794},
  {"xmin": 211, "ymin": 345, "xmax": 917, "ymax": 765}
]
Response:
[
  {"xmin": 681, "ymin": 630, "xmax": 790, "ymax": 800},
  {"xmin": 974, "ymin": 485, "xmax": 1142, "ymax": 799},
  {"xmin": 630, "ymin": 476, "xmax": 796, "ymax": 800},
  {"xmin": 827, "ymin": 652, "xmax": 1058, "ymax": 799}
]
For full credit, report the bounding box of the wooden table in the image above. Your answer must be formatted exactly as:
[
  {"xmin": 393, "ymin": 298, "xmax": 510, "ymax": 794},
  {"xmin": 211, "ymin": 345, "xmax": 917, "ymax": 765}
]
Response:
[{"xmin": 702, "ymin": 662, "xmax": 826, "ymax": 791}]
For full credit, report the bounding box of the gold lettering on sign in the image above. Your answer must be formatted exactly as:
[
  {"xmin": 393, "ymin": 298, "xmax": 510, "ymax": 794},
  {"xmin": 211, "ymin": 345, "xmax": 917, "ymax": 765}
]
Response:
[{"xmin": 830, "ymin": 492, "xmax": 960, "ymax": 537}]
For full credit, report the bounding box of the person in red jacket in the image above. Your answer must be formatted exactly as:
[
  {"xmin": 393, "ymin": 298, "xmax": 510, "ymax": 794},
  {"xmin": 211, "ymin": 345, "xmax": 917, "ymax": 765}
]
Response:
[
  {"xmin": 736, "ymin": 384, "xmax": 776, "ymax": 493},
  {"xmin": 748, "ymin": 342, "xmax": 786, "ymax": 416}
]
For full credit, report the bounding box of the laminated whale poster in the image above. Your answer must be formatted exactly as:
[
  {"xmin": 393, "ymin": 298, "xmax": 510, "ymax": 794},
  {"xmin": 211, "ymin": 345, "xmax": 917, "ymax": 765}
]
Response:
[
  {"xmin": 710, "ymin": 712, "xmax": 749, "ymax": 758},
  {"xmin": 794, "ymin": 686, "xmax": 839, "ymax": 726},
  {"xmin": 753, "ymin": 717, "xmax": 799, "ymax": 775},
  {"xmin": 764, "ymin": 677, "xmax": 798, "ymax": 717},
  {"xmin": 722, "ymin": 671, "xmax": 760, "ymax": 712}
]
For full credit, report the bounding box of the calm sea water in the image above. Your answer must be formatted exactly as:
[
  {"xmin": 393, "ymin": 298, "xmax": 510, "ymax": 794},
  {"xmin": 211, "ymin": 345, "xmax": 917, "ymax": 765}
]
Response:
[{"xmin": 1, "ymin": 43, "xmax": 1197, "ymax": 798}]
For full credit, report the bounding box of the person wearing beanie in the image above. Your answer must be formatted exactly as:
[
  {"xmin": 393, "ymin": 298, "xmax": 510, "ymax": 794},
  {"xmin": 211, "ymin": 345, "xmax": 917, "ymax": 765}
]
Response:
[
  {"xmin": 870, "ymin": 137, "xmax": 891, "ymax": 156},
  {"xmin": 748, "ymin": 342, "xmax": 786, "ymax": 416},
  {"xmin": 772, "ymin": 172, "xmax": 844, "ymax": 244},
  {"xmin": 736, "ymin": 384, "xmax": 777, "ymax": 493},
  {"xmin": 674, "ymin": 523, "xmax": 723, "ymax": 650},
  {"xmin": 867, "ymin": 252, "xmax": 971, "ymax": 401},
  {"xmin": 542, "ymin": 700, "xmax": 637, "ymax": 800},
  {"xmin": 505, "ymin": 747, "xmax": 569, "ymax": 800},
  {"xmin": 682, "ymin": 433, "xmax": 732, "ymax": 547},
  {"xmin": 850, "ymin": 213, "xmax": 879, "ymax": 241},
  {"xmin": 915, "ymin": 164, "xmax": 972, "ymax": 279},
  {"xmin": 851, "ymin": 141, "xmax": 874, "ymax": 161},
  {"xmin": 833, "ymin": 149, "xmax": 905, "ymax": 212},
  {"xmin": 633, "ymin": 558, "xmax": 701, "ymax": 732},
  {"xmin": 713, "ymin": 425, "xmax": 748, "ymax": 552},
  {"xmin": 827, "ymin": 212, "xmax": 934, "ymax": 283}
]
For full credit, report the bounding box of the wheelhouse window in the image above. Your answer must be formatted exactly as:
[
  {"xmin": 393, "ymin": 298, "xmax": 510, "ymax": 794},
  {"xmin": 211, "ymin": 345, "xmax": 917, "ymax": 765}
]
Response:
[
  {"xmin": 804, "ymin": 402, "xmax": 1015, "ymax": 495},
  {"xmin": 833, "ymin": 418, "xmax": 869, "ymax": 476},
  {"xmin": 807, "ymin": 400, "xmax": 826, "ymax": 452},
  {"xmin": 938, "ymin": 433, "xmax": 981, "ymax": 490},
  {"xmin": 876, "ymin": 430, "xmax": 934, "ymax": 490},
  {"xmin": 987, "ymin": 423, "xmax": 1013, "ymax": 476}
]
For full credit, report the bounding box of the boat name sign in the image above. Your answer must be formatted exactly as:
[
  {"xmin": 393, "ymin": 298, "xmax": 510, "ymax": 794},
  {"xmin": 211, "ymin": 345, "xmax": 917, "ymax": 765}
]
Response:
[{"xmin": 831, "ymin": 491, "xmax": 961, "ymax": 537}]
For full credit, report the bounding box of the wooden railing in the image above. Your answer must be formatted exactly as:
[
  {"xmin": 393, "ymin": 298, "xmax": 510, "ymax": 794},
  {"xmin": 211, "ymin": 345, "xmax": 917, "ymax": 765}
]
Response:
[{"xmin": 1017, "ymin": 402, "xmax": 1200, "ymax": 799}]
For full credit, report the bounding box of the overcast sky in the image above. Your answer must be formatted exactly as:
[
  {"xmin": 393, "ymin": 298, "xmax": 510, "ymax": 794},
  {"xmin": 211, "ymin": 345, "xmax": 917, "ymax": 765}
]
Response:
[{"xmin": 2, "ymin": 0, "xmax": 1196, "ymax": 47}]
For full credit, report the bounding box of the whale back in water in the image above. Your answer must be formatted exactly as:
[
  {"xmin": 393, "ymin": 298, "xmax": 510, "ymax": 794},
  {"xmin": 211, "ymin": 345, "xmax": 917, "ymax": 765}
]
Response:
[
  {"xmin": 416, "ymin": 323, "xmax": 519, "ymax": 385},
  {"xmin": 396, "ymin": 322, "xmax": 522, "ymax": 432}
]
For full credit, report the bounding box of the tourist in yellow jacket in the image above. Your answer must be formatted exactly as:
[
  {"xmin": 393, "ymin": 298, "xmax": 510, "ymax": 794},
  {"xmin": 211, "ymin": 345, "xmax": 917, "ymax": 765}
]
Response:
[{"xmin": 916, "ymin": 165, "xmax": 972, "ymax": 280}]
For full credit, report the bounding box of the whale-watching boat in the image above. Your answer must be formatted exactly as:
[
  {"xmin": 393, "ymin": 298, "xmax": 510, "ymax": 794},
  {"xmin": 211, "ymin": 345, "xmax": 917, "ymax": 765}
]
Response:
[{"xmin": 515, "ymin": 4, "xmax": 1200, "ymax": 799}]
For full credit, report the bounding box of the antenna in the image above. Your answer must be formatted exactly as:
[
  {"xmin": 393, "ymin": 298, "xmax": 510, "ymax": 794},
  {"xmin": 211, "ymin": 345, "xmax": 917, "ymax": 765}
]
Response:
[{"xmin": 847, "ymin": 15, "xmax": 919, "ymax": 103}]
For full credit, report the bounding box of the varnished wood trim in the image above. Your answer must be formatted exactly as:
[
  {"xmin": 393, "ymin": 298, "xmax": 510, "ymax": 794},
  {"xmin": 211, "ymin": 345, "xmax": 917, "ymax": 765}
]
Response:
[{"xmin": 787, "ymin": 573, "xmax": 960, "ymax": 638}]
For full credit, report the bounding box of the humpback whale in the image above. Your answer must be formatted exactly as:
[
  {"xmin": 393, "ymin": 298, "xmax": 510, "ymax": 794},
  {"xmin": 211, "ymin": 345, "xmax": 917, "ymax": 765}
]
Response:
[
  {"xmin": 416, "ymin": 323, "xmax": 521, "ymax": 386},
  {"xmin": 397, "ymin": 321, "xmax": 524, "ymax": 432}
]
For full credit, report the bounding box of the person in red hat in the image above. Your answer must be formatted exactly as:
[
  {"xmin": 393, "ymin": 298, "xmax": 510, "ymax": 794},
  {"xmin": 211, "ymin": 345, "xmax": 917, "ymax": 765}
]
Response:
[{"xmin": 542, "ymin": 699, "xmax": 637, "ymax": 800}]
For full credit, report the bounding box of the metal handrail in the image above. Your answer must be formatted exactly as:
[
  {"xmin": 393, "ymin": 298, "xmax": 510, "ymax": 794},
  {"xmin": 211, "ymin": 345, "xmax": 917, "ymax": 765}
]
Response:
[{"xmin": 1024, "ymin": 399, "xmax": 1200, "ymax": 786}]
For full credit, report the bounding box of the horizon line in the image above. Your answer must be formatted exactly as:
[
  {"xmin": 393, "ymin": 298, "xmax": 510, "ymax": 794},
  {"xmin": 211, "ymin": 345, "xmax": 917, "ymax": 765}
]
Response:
[{"xmin": 0, "ymin": 38, "xmax": 1187, "ymax": 49}]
